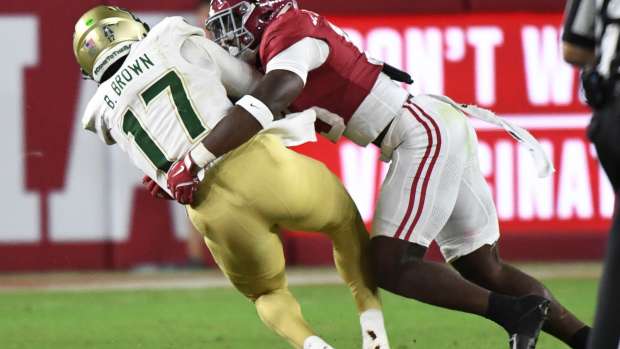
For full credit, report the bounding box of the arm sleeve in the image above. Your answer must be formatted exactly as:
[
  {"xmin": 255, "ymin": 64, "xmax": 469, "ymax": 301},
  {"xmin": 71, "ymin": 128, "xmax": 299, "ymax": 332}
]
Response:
[
  {"xmin": 181, "ymin": 35, "xmax": 262, "ymax": 98},
  {"xmin": 562, "ymin": 0, "xmax": 597, "ymax": 49},
  {"xmin": 81, "ymin": 100, "xmax": 116, "ymax": 145},
  {"xmin": 265, "ymin": 37, "xmax": 330, "ymax": 85}
]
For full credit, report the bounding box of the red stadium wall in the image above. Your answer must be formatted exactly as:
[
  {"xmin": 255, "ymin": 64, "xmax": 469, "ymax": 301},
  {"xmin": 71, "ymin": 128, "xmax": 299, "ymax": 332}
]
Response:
[{"xmin": 1, "ymin": 0, "xmax": 610, "ymax": 271}]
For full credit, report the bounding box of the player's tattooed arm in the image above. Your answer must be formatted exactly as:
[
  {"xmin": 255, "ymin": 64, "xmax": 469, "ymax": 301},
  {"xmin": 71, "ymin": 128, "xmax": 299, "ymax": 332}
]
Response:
[{"xmin": 200, "ymin": 69, "xmax": 304, "ymax": 157}]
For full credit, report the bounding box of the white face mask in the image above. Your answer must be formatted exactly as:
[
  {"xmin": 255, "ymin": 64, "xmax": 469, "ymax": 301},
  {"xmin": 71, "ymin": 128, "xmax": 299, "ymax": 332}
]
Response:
[{"xmin": 207, "ymin": 2, "xmax": 256, "ymax": 58}]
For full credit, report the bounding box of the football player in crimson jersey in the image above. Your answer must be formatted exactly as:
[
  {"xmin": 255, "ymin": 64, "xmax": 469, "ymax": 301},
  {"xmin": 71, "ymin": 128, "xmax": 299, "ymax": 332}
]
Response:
[{"xmin": 166, "ymin": 1, "xmax": 591, "ymax": 349}]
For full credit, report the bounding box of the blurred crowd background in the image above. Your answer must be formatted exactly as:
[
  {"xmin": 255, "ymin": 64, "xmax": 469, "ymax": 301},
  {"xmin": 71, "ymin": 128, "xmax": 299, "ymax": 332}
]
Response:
[{"xmin": 0, "ymin": 0, "xmax": 610, "ymax": 272}]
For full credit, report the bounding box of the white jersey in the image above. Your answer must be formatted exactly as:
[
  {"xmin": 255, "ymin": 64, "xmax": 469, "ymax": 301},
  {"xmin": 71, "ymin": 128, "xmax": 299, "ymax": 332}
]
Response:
[{"xmin": 82, "ymin": 17, "xmax": 260, "ymax": 193}]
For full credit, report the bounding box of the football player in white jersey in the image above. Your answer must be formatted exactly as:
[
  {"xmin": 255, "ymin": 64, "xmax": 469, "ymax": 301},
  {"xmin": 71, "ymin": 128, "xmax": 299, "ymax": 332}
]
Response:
[{"xmin": 73, "ymin": 6, "xmax": 390, "ymax": 349}]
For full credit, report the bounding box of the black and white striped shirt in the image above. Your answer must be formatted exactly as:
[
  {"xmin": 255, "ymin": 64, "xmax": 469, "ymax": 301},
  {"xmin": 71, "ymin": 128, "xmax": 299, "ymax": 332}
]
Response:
[{"xmin": 563, "ymin": 0, "xmax": 620, "ymax": 78}]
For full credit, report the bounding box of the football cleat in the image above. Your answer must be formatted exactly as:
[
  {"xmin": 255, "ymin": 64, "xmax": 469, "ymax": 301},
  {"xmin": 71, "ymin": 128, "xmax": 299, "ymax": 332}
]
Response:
[{"xmin": 507, "ymin": 295, "xmax": 551, "ymax": 349}]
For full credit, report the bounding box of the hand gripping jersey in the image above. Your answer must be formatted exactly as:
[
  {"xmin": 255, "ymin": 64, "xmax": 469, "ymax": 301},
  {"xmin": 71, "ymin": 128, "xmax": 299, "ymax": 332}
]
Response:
[
  {"xmin": 259, "ymin": 9, "xmax": 408, "ymax": 145},
  {"xmin": 82, "ymin": 17, "xmax": 259, "ymax": 193}
]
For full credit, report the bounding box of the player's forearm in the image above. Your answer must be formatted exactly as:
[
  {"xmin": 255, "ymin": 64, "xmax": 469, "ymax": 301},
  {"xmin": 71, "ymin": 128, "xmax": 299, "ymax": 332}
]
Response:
[
  {"xmin": 250, "ymin": 69, "xmax": 305, "ymax": 119},
  {"xmin": 200, "ymin": 107, "xmax": 262, "ymax": 157},
  {"xmin": 197, "ymin": 70, "xmax": 304, "ymax": 160}
]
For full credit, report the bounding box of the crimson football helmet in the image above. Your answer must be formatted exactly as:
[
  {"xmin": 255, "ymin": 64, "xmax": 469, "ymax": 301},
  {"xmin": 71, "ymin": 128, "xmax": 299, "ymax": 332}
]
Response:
[{"xmin": 206, "ymin": 0, "xmax": 298, "ymax": 56}]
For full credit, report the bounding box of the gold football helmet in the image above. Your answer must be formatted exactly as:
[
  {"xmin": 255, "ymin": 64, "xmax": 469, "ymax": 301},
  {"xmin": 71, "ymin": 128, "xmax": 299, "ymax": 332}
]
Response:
[{"xmin": 73, "ymin": 6, "xmax": 149, "ymax": 83}]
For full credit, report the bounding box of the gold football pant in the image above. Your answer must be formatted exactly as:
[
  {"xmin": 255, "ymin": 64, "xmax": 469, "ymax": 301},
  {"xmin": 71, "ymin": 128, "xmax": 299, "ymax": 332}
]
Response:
[{"xmin": 186, "ymin": 134, "xmax": 381, "ymax": 348}]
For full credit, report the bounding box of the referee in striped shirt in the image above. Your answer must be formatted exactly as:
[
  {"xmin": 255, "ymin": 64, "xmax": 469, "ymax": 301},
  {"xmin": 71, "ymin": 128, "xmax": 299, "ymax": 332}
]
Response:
[{"xmin": 563, "ymin": 1, "xmax": 620, "ymax": 348}]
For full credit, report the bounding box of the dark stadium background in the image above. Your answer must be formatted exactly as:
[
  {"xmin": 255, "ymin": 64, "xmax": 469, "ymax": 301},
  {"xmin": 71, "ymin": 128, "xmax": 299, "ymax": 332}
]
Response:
[{"xmin": 1, "ymin": 0, "xmax": 610, "ymax": 271}]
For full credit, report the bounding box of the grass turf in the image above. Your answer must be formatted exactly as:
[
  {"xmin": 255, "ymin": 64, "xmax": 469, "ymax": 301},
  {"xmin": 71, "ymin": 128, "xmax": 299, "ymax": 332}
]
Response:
[{"xmin": 0, "ymin": 278, "xmax": 596, "ymax": 349}]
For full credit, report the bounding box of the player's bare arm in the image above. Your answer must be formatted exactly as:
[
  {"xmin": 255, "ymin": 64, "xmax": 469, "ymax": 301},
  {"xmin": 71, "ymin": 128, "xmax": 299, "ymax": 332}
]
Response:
[{"xmin": 201, "ymin": 69, "xmax": 304, "ymax": 157}]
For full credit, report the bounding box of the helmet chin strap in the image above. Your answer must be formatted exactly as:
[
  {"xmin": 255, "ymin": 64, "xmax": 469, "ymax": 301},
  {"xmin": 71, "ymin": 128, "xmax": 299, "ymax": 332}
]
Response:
[{"xmin": 276, "ymin": 3, "xmax": 294, "ymax": 17}]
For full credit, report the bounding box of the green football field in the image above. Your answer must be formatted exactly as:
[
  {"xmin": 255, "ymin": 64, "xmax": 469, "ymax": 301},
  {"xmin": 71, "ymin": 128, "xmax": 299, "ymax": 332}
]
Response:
[{"xmin": 0, "ymin": 274, "xmax": 598, "ymax": 349}]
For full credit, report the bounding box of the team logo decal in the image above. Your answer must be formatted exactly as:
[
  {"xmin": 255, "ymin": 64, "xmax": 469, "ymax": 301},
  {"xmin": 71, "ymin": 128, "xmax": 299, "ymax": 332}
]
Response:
[{"xmin": 103, "ymin": 24, "xmax": 116, "ymax": 42}]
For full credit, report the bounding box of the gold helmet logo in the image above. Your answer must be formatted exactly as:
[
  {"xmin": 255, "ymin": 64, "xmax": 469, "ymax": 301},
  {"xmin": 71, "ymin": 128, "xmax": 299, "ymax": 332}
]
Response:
[
  {"xmin": 102, "ymin": 24, "xmax": 116, "ymax": 42},
  {"xmin": 73, "ymin": 6, "xmax": 149, "ymax": 82}
]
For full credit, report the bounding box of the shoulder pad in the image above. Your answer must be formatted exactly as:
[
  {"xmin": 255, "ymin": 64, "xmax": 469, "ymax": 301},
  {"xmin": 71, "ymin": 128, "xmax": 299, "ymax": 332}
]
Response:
[
  {"xmin": 265, "ymin": 10, "xmax": 313, "ymax": 39},
  {"xmin": 260, "ymin": 10, "xmax": 316, "ymax": 64},
  {"xmin": 151, "ymin": 16, "xmax": 204, "ymax": 40}
]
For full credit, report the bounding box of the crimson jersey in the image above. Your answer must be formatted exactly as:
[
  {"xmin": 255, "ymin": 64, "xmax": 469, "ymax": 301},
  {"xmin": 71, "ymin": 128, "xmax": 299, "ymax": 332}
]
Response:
[{"xmin": 259, "ymin": 9, "xmax": 383, "ymax": 134}]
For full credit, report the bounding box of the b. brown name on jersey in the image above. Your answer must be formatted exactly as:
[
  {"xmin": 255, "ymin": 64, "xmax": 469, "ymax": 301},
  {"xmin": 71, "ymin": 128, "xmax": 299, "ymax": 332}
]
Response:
[{"xmin": 104, "ymin": 53, "xmax": 155, "ymax": 109}]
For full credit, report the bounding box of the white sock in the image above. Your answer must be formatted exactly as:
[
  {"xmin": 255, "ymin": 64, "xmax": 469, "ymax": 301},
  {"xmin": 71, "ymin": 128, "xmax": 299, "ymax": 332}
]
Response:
[
  {"xmin": 360, "ymin": 308, "xmax": 387, "ymax": 332},
  {"xmin": 360, "ymin": 309, "xmax": 390, "ymax": 348},
  {"xmin": 303, "ymin": 335, "xmax": 334, "ymax": 349}
]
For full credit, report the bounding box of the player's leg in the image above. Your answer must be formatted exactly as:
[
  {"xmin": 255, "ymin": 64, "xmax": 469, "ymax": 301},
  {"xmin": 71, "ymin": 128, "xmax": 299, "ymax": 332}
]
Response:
[
  {"xmin": 190, "ymin": 210, "xmax": 331, "ymax": 349},
  {"xmin": 273, "ymin": 142, "xmax": 388, "ymax": 348},
  {"xmin": 440, "ymin": 160, "xmax": 589, "ymax": 348},
  {"xmin": 430, "ymin": 118, "xmax": 580, "ymax": 348},
  {"xmin": 278, "ymin": 158, "xmax": 381, "ymax": 312},
  {"xmin": 586, "ymin": 106, "xmax": 620, "ymax": 349},
  {"xmin": 453, "ymin": 245, "xmax": 590, "ymax": 349},
  {"xmin": 187, "ymin": 175, "xmax": 332, "ymax": 348},
  {"xmin": 441, "ymin": 127, "xmax": 589, "ymax": 347},
  {"xmin": 371, "ymin": 237, "xmax": 490, "ymax": 312},
  {"xmin": 218, "ymin": 133, "xmax": 384, "ymax": 319},
  {"xmin": 371, "ymin": 98, "xmax": 549, "ymax": 347},
  {"xmin": 370, "ymin": 99, "xmax": 491, "ymax": 313},
  {"xmin": 327, "ymin": 213, "xmax": 388, "ymax": 348},
  {"xmin": 588, "ymin": 201, "xmax": 620, "ymax": 349}
]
